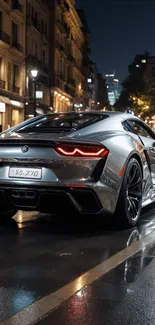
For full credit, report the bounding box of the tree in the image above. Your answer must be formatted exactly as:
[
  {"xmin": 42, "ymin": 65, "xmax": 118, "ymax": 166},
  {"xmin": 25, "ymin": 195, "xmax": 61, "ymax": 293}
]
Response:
[
  {"xmin": 130, "ymin": 94, "xmax": 152, "ymax": 118},
  {"xmin": 114, "ymin": 52, "xmax": 153, "ymax": 116}
]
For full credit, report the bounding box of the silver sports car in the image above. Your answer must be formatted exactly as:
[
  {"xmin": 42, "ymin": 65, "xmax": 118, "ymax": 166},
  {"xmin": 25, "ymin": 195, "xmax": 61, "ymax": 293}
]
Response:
[{"xmin": 0, "ymin": 111, "xmax": 155, "ymax": 228}]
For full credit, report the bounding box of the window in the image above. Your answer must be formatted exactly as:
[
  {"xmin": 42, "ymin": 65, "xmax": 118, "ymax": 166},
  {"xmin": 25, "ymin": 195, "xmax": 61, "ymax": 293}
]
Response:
[
  {"xmin": 12, "ymin": 109, "xmax": 19, "ymax": 127},
  {"xmin": 41, "ymin": 19, "xmax": 44, "ymax": 33},
  {"xmin": 8, "ymin": 62, "xmax": 12, "ymax": 91},
  {"xmin": 0, "ymin": 57, "xmax": 3, "ymax": 79},
  {"xmin": 42, "ymin": 50, "xmax": 45, "ymax": 64},
  {"xmin": 123, "ymin": 119, "xmax": 154, "ymax": 139},
  {"xmin": 32, "ymin": 6, "xmax": 35, "ymax": 19},
  {"xmin": 44, "ymin": 23, "xmax": 47, "ymax": 35},
  {"xmin": 0, "ymin": 11, "xmax": 2, "ymax": 30},
  {"xmin": 12, "ymin": 21, "xmax": 18, "ymax": 44},
  {"xmin": 28, "ymin": 3, "xmax": 31, "ymax": 17},
  {"xmin": 35, "ymin": 42, "xmax": 37, "ymax": 56},
  {"xmin": 13, "ymin": 64, "xmax": 18, "ymax": 87},
  {"xmin": 34, "ymin": 11, "xmax": 38, "ymax": 23},
  {"xmin": 15, "ymin": 113, "xmax": 110, "ymax": 133}
]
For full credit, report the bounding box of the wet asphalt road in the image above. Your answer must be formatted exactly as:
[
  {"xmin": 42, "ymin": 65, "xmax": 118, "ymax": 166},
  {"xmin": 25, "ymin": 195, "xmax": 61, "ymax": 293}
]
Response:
[{"xmin": 1, "ymin": 207, "xmax": 155, "ymax": 324}]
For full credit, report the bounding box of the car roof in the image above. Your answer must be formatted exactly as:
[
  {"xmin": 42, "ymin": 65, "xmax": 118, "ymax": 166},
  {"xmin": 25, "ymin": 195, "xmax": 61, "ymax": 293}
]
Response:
[{"xmin": 45, "ymin": 111, "xmax": 133, "ymax": 117}]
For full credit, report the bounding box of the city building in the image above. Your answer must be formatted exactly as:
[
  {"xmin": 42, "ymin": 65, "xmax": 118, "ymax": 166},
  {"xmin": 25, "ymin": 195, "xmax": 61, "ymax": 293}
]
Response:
[
  {"xmin": 0, "ymin": 0, "xmax": 26, "ymax": 130},
  {"xmin": 87, "ymin": 62, "xmax": 98, "ymax": 110},
  {"xmin": 24, "ymin": 0, "xmax": 51, "ymax": 118},
  {"xmin": 87, "ymin": 62, "xmax": 108, "ymax": 110},
  {"xmin": 49, "ymin": 0, "xmax": 85, "ymax": 112},
  {"xmin": 96, "ymin": 73, "xmax": 108, "ymax": 110},
  {"xmin": 143, "ymin": 56, "xmax": 155, "ymax": 92},
  {"xmin": 77, "ymin": 8, "xmax": 90, "ymax": 110},
  {"xmin": 105, "ymin": 73, "xmax": 121, "ymax": 106}
]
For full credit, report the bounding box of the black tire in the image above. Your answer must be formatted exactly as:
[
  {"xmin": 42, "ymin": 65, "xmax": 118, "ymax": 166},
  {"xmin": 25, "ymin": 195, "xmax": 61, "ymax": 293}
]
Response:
[{"xmin": 114, "ymin": 158, "xmax": 143, "ymax": 228}]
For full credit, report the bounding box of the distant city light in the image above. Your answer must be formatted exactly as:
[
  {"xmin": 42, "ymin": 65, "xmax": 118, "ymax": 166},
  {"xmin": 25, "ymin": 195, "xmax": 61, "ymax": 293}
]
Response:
[
  {"xmin": 136, "ymin": 65, "xmax": 139, "ymax": 67},
  {"xmin": 105, "ymin": 74, "xmax": 114, "ymax": 77},
  {"xmin": 141, "ymin": 59, "xmax": 146, "ymax": 63}
]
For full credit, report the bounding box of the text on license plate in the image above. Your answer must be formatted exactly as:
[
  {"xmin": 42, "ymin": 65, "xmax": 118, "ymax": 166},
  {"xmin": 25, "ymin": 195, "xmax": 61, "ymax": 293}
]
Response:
[{"xmin": 9, "ymin": 167, "xmax": 42, "ymax": 179}]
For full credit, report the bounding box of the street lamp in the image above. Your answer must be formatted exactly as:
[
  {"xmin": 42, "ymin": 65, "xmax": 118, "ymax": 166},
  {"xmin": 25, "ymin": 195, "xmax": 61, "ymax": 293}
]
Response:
[{"xmin": 31, "ymin": 69, "xmax": 38, "ymax": 117}]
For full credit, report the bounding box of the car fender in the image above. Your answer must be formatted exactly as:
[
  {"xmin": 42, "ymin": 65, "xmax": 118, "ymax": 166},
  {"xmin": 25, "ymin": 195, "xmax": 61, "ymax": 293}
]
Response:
[{"xmin": 93, "ymin": 133, "xmax": 150, "ymax": 214}]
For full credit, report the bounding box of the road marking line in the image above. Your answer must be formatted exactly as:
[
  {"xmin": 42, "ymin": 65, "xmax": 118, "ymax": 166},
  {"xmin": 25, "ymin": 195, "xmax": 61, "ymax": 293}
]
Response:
[{"xmin": 1, "ymin": 231, "xmax": 155, "ymax": 325}]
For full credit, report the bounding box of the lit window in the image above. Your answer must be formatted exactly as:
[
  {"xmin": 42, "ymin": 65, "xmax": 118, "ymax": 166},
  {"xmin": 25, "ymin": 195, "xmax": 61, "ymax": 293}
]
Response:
[{"xmin": 141, "ymin": 59, "xmax": 146, "ymax": 63}]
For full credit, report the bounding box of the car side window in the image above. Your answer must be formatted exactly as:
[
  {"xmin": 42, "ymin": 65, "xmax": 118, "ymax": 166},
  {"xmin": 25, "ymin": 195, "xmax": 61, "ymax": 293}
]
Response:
[
  {"xmin": 123, "ymin": 120, "xmax": 154, "ymax": 139},
  {"xmin": 122, "ymin": 121, "xmax": 133, "ymax": 132}
]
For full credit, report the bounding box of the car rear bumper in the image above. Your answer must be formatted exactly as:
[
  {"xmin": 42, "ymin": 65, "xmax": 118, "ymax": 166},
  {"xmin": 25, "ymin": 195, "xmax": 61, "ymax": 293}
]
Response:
[{"xmin": 0, "ymin": 182, "xmax": 106, "ymax": 215}]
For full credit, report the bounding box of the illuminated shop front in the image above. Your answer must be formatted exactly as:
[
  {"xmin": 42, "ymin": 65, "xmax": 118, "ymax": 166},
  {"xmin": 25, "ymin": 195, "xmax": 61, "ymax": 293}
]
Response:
[
  {"xmin": 0, "ymin": 96, "xmax": 24, "ymax": 131},
  {"xmin": 53, "ymin": 90, "xmax": 72, "ymax": 112}
]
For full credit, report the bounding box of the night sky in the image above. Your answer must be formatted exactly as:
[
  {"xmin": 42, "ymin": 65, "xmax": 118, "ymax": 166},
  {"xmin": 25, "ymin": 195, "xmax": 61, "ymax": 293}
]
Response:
[{"xmin": 76, "ymin": 0, "xmax": 155, "ymax": 83}]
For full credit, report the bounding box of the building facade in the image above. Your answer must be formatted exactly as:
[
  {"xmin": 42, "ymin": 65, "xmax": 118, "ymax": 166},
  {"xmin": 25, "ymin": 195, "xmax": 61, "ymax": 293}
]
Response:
[
  {"xmin": 25, "ymin": 0, "xmax": 51, "ymax": 118},
  {"xmin": 0, "ymin": 0, "xmax": 25, "ymax": 130},
  {"xmin": 0, "ymin": 0, "xmax": 106, "ymax": 127},
  {"xmin": 77, "ymin": 9, "xmax": 90, "ymax": 110},
  {"xmin": 87, "ymin": 62, "xmax": 108, "ymax": 110},
  {"xmin": 105, "ymin": 73, "xmax": 121, "ymax": 106},
  {"xmin": 96, "ymin": 73, "xmax": 108, "ymax": 110},
  {"xmin": 143, "ymin": 56, "xmax": 155, "ymax": 92},
  {"xmin": 49, "ymin": 0, "xmax": 85, "ymax": 112}
]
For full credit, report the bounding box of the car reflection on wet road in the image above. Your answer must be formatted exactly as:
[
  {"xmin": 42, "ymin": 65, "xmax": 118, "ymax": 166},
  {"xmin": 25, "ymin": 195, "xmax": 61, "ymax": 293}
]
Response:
[{"xmin": 0, "ymin": 208, "xmax": 155, "ymax": 324}]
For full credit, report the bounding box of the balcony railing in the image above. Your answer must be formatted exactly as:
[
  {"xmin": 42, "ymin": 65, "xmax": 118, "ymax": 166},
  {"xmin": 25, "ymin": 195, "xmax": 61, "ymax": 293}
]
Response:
[
  {"xmin": 0, "ymin": 29, "xmax": 10, "ymax": 45},
  {"xmin": 12, "ymin": 85, "xmax": 20, "ymax": 94},
  {"xmin": 12, "ymin": 0, "xmax": 22, "ymax": 12},
  {"xmin": 12, "ymin": 41, "xmax": 24, "ymax": 53},
  {"xmin": 0, "ymin": 80, "xmax": 5, "ymax": 89}
]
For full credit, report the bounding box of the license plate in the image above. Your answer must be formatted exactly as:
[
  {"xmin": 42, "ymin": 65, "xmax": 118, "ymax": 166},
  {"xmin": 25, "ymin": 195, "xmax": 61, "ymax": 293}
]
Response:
[{"xmin": 9, "ymin": 167, "xmax": 42, "ymax": 179}]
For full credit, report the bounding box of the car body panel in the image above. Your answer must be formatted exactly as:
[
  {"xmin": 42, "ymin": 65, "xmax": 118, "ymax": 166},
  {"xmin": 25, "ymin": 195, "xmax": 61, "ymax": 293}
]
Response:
[{"xmin": 0, "ymin": 111, "xmax": 154, "ymax": 216}]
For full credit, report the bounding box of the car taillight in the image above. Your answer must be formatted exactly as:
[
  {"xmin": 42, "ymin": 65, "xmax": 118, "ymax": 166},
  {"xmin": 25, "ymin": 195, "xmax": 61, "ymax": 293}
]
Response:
[{"xmin": 55, "ymin": 145, "xmax": 109, "ymax": 157}]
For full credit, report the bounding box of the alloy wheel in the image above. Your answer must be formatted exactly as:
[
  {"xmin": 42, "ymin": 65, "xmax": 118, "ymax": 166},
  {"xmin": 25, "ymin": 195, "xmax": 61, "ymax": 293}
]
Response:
[{"xmin": 126, "ymin": 163, "xmax": 142, "ymax": 222}]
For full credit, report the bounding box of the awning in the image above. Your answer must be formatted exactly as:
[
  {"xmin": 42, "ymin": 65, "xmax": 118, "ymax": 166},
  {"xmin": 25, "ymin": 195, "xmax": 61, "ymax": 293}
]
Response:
[
  {"xmin": 0, "ymin": 96, "xmax": 11, "ymax": 105},
  {"xmin": 0, "ymin": 96, "xmax": 24, "ymax": 108}
]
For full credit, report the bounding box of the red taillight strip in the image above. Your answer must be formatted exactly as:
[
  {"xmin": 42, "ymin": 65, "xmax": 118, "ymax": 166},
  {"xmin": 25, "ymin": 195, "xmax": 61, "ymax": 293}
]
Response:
[{"xmin": 56, "ymin": 147, "xmax": 108, "ymax": 157}]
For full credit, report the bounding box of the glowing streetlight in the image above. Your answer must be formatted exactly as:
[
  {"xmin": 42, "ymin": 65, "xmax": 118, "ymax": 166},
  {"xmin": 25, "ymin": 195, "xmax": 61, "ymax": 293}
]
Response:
[{"xmin": 31, "ymin": 69, "xmax": 38, "ymax": 78}]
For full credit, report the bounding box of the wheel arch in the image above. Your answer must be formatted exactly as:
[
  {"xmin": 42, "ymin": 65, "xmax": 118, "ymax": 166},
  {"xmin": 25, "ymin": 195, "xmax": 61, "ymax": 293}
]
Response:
[{"xmin": 129, "ymin": 153, "xmax": 143, "ymax": 178}]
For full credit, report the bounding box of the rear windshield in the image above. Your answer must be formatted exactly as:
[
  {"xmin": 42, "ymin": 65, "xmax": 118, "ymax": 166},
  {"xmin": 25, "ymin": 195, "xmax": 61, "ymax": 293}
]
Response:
[{"xmin": 16, "ymin": 113, "xmax": 109, "ymax": 133}]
